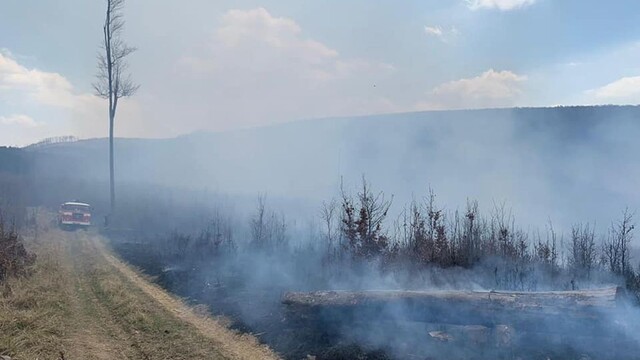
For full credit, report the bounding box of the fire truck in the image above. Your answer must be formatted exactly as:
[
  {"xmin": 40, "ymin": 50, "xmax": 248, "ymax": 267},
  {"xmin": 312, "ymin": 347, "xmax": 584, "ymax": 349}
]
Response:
[{"xmin": 58, "ymin": 201, "xmax": 92, "ymax": 229}]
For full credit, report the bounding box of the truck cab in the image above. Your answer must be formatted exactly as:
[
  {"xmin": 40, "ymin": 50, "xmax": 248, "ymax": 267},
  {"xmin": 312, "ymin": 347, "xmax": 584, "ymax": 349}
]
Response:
[{"xmin": 58, "ymin": 201, "xmax": 92, "ymax": 229}]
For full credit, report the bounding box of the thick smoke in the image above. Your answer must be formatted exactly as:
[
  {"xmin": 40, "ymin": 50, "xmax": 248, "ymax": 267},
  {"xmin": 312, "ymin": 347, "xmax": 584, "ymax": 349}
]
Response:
[
  {"xmin": 18, "ymin": 105, "xmax": 640, "ymax": 358},
  {"xmin": 28, "ymin": 106, "xmax": 640, "ymax": 234}
]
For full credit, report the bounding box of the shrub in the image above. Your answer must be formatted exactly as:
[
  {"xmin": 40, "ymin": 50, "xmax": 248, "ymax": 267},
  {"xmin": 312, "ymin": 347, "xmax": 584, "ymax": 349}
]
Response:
[{"xmin": 0, "ymin": 217, "xmax": 35, "ymax": 284}]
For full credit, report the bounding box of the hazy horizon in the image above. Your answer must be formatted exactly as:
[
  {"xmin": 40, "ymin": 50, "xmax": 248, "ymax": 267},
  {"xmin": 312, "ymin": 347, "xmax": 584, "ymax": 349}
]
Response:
[{"xmin": 17, "ymin": 104, "xmax": 640, "ymax": 147}]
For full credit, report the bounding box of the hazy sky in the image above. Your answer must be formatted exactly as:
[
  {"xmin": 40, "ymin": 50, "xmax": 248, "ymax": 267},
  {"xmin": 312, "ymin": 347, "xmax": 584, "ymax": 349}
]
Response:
[{"xmin": 1, "ymin": 0, "xmax": 640, "ymax": 146}]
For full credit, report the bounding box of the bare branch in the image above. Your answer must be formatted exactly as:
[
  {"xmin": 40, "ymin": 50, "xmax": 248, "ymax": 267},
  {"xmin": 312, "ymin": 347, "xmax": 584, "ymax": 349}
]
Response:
[{"xmin": 93, "ymin": 0, "xmax": 138, "ymax": 102}]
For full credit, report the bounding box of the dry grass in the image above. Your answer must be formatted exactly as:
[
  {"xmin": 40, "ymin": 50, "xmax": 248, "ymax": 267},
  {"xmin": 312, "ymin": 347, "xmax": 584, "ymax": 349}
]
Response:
[
  {"xmin": 0, "ymin": 213, "xmax": 280, "ymax": 360},
  {"xmin": 0, "ymin": 237, "xmax": 72, "ymax": 359}
]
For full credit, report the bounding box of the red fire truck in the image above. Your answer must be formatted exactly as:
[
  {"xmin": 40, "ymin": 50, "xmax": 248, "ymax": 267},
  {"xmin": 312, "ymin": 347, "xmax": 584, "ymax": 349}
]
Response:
[{"xmin": 58, "ymin": 201, "xmax": 92, "ymax": 229}]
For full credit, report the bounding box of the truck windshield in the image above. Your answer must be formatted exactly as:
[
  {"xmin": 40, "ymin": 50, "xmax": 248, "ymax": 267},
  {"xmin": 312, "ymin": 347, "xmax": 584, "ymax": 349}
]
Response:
[{"xmin": 61, "ymin": 204, "xmax": 89, "ymax": 212}]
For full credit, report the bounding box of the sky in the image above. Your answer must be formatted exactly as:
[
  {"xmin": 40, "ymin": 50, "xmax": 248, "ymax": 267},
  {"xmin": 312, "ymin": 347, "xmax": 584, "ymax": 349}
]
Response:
[{"xmin": 1, "ymin": 0, "xmax": 640, "ymax": 146}]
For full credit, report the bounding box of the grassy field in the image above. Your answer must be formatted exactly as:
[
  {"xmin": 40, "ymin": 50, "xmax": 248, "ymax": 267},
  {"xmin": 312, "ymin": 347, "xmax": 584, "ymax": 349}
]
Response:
[{"xmin": 0, "ymin": 215, "xmax": 279, "ymax": 360}]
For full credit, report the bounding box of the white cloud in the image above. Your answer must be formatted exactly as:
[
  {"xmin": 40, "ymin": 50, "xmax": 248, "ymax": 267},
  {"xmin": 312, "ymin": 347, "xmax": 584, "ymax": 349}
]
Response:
[
  {"xmin": 425, "ymin": 26, "xmax": 444, "ymax": 37},
  {"xmin": 0, "ymin": 114, "xmax": 39, "ymax": 128},
  {"xmin": 0, "ymin": 52, "xmax": 75, "ymax": 107},
  {"xmin": 217, "ymin": 8, "xmax": 338, "ymax": 59},
  {"xmin": 176, "ymin": 8, "xmax": 396, "ymax": 129},
  {"xmin": 417, "ymin": 69, "xmax": 527, "ymax": 110},
  {"xmin": 0, "ymin": 51, "xmax": 141, "ymax": 143},
  {"xmin": 424, "ymin": 26, "xmax": 459, "ymax": 43},
  {"xmin": 587, "ymin": 76, "xmax": 640, "ymax": 103},
  {"xmin": 466, "ymin": 0, "xmax": 536, "ymax": 11},
  {"xmin": 204, "ymin": 7, "xmax": 394, "ymax": 82}
]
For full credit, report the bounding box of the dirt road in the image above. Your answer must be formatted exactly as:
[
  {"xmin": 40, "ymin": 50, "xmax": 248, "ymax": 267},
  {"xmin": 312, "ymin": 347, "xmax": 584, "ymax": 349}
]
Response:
[{"xmin": 0, "ymin": 223, "xmax": 280, "ymax": 360}]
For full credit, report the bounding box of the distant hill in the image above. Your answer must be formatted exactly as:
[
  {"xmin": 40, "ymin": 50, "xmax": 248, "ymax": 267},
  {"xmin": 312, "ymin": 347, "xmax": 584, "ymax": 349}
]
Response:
[
  {"xmin": 0, "ymin": 146, "xmax": 30, "ymax": 175},
  {"xmin": 21, "ymin": 105, "xmax": 640, "ymax": 229}
]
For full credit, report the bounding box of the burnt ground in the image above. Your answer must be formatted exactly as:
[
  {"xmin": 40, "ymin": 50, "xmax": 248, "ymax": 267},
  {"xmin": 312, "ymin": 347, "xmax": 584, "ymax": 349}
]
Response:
[
  {"xmin": 111, "ymin": 241, "xmax": 640, "ymax": 360},
  {"xmin": 111, "ymin": 241, "xmax": 396, "ymax": 359}
]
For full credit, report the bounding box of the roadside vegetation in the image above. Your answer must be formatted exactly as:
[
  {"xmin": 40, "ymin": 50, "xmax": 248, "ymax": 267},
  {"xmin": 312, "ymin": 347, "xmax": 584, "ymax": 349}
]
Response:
[
  {"xmin": 0, "ymin": 217, "xmax": 35, "ymax": 287},
  {"xmin": 0, "ymin": 214, "xmax": 70, "ymax": 358}
]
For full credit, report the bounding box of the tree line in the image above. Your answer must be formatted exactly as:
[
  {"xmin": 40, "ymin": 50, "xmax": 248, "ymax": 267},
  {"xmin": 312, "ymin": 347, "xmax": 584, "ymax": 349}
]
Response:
[{"xmin": 135, "ymin": 178, "xmax": 638, "ymax": 301}]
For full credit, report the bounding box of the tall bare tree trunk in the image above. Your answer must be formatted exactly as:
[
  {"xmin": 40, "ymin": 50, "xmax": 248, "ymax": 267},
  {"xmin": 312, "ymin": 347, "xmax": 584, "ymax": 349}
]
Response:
[
  {"xmin": 109, "ymin": 110, "xmax": 115, "ymax": 215},
  {"xmin": 94, "ymin": 0, "xmax": 138, "ymax": 221},
  {"xmin": 105, "ymin": 0, "xmax": 116, "ymax": 218}
]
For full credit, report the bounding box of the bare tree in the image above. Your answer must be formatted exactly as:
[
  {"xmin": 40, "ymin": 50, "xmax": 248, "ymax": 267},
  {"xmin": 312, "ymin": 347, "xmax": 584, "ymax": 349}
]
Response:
[
  {"xmin": 603, "ymin": 209, "xmax": 634, "ymax": 276},
  {"xmin": 458, "ymin": 199, "xmax": 479, "ymax": 266},
  {"xmin": 251, "ymin": 195, "xmax": 267, "ymax": 248},
  {"xmin": 533, "ymin": 220, "xmax": 559, "ymax": 273},
  {"xmin": 340, "ymin": 177, "xmax": 392, "ymax": 260},
  {"xmin": 568, "ymin": 223, "xmax": 597, "ymax": 278},
  {"xmin": 320, "ymin": 199, "xmax": 338, "ymax": 251},
  {"xmin": 94, "ymin": 0, "xmax": 139, "ymax": 219},
  {"xmin": 250, "ymin": 195, "xmax": 288, "ymax": 251}
]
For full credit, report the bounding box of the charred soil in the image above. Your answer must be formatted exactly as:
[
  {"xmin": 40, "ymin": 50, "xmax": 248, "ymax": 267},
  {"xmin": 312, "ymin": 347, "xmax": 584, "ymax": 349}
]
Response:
[{"xmin": 112, "ymin": 240, "xmax": 640, "ymax": 360}]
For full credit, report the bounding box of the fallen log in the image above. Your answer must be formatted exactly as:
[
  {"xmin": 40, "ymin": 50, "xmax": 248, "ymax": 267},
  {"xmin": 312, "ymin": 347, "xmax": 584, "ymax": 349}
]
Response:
[
  {"xmin": 283, "ymin": 287, "xmax": 622, "ymax": 309},
  {"xmin": 282, "ymin": 287, "xmax": 624, "ymax": 332}
]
